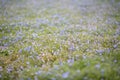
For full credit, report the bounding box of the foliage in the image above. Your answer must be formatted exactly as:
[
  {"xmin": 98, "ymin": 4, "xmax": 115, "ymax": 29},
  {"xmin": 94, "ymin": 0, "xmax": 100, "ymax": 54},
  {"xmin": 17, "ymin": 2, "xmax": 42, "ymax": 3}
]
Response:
[{"xmin": 0, "ymin": 0, "xmax": 120, "ymax": 80}]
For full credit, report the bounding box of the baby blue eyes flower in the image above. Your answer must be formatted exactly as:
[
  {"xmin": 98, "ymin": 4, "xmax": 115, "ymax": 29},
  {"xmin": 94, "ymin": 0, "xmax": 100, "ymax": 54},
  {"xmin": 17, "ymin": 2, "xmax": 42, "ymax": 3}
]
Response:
[
  {"xmin": 82, "ymin": 54, "xmax": 87, "ymax": 59},
  {"xmin": 32, "ymin": 33, "xmax": 38, "ymax": 38},
  {"xmin": 24, "ymin": 46, "xmax": 32, "ymax": 52},
  {"xmin": 51, "ymin": 78, "xmax": 56, "ymax": 80},
  {"xmin": 26, "ymin": 62, "xmax": 30, "ymax": 65},
  {"xmin": 96, "ymin": 50, "xmax": 104, "ymax": 55},
  {"xmin": 18, "ymin": 49, "xmax": 22, "ymax": 53},
  {"xmin": 0, "ymin": 66, "xmax": 3, "ymax": 71},
  {"xmin": 114, "ymin": 59, "xmax": 117, "ymax": 63},
  {"xmin": 35, "ymin": 71, "xmax": 41, "ymax": 75},
  {"xmin": 62, "ymin": 72, "xmax": 69, "ymax": 78},
  {"xmin": 95, "ymin": 64, "xmax": 100, "ymax": 69}
]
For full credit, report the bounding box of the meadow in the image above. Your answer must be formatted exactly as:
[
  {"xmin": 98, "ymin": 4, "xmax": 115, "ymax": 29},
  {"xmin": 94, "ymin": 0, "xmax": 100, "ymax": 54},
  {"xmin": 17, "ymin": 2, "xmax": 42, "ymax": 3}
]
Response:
[{"xmin": 0, "ymin": 0, "xmax": 120, "ymax": 80}]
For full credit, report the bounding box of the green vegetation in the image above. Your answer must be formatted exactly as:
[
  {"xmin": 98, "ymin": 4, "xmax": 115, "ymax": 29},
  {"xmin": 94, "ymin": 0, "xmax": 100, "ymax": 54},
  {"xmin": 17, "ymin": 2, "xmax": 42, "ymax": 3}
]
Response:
[{"xmin": 0, "ymin": 0, "xmax": 120, "ymax": 80}]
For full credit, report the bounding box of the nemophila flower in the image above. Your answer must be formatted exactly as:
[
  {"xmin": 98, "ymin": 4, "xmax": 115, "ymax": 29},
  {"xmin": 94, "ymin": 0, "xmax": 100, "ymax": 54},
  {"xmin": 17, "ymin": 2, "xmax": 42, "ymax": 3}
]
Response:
[
  {"xmin": 0, "ymin": 66, "xmax": 3, "ymax": 71},
  {"xmin": 53, "ymin": 65, "xmax": 59, "ymax": 70},
  {"xmin": 0, "ymin": 27, "xmax": 2, "ymax": 30},
  {"xmin": 51, "ymin": 78, "xmax": 56, "ymax": 80},
  {"xmin": 115, "ymin": 27, "xmax": 120, "ymax": 35},
  {"xmin": 95, "ymin": 64, "xmax": 100, "ymax": 69},
  {"xmin": 75, "ymin": 54, "xmax": 79, "ymax": 60},
  {"xmin": 18, "ymin": 49, "xmax": 22, "ymax": 53},
  {"xmin": 24, "ymin": 46, "xmax": 32, "ymax": 52},
  {"xmin": 69, "ymin": 44, "xmax": 75, "ymax": 51},
  {"xmin": 76, "ymin": 70, "xmax": 80, "ymax": 73},
  {"xmin": 59, "ymin": 61, "xmax": 63, "ymax": 66},
  {"xmin": 15, "ymin": 36, "xmax": 23, "ymax": 42},
  {"xmin": 101, "ymin": 58, "xmax": 105, "ymax": 62},
  {"xmin": 83, "ymin": 76, "xmax": 88, "ymax": 80},
  {"xmin": 20, "ymin": 78, "xmax": 24, "ymax": 80},
  {"xmin": 67, "ymin": 58, "xmax": 74, "ymax": 66},
  {"xmin": 52, "ymin": 14, "xmax": 60, "ymax": 18},
  {"xmin": 101, "ymin": 69, "xmax": 105, "ymax": 75},
  {"xmin": 29, "ymin": 56, "xmax": 34, "ymax": 60},
  {"xmin": 85, "ymin": 62, "xmax": 90, "ymax": 66},
  {"xmin": 35, "ymin": 65, "xmax": 37, "ymax": 68},
  {"xmin": 36, "ymin": 18, "xmax": 49, "ymax": 24},
  {"xmin": 60, "ymin": 30, "xmax": 65, "ymax": 35},
  {"xmin": 17, "ymin": 22, "xmax": 29, "ymax": 26},
  {"xmin": 4, "ymin": 43, "xmax": 9, "ymax": 47},
  {"xmin": 36, "ymin": 56, "xmax": 40, "ymax": 60},
  {"xmin": 7, "ymin": 67, "xmax": 13, "ymax": 73},
  {"xmin": 34, "ymin": 76, "xmax": 38, "ymax": 80},
  {"xmin": 100, "ymin": 77, "xmax": 105, "ymax": 80},
  {"xmin": 32, "ymin": 33, "xmax": 38, "ymax": 38},
  {"xmin": 20, "ymin": 66, "xmax": 24, "ymax": 71},
  {"xmin": 2, "ymin": 36, "xmax": 8, "ymax": 40},
  {"xmin": 113, "ymin": 44, "xmax": 118, "ymax": 49},
  {"xmin": 0, "ymin": 74, "xmax": 2, "ymax": 78},
  {"xmin": 53, "ymin": 50, "xmax": 59, "ymax": 55},
  {"xmin": 114, "ymin": 59, "xmax": 117, "ymax": 63},
  {"xmin": 62, "ymin": 72, "xmax": 69, "ymax": 78},
  {"xmin": 96, "ymin": 49, "xmax": 104, "ymax": 55},
  {"xmin": 82, "ymin": 54, "xmax": 87, "ymax": 59},
  {"xmin": 26, "ymin": 62, "xmax": 30, "ymax": 65},
  {"xmin": 47, "ymin": 72, "xmax": 52, "ymax": 75},
  {"xmin": 105, "ymin": 48, "xmax": 110, "ymax": 53},
  {"xmin": 27, "ymin": 78, "xmax": 32, "ymax": 80},
  {"xmin": 35, "ymin": 70, "xmax": 41, "ymax": 75}
]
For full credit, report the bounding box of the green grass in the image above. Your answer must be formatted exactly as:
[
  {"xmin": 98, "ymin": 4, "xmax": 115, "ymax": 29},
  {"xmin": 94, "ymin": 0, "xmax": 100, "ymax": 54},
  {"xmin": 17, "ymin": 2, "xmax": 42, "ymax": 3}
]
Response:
[{"xmin": 0, "ymin": 0, "xmax": 120, "ymax": 80}]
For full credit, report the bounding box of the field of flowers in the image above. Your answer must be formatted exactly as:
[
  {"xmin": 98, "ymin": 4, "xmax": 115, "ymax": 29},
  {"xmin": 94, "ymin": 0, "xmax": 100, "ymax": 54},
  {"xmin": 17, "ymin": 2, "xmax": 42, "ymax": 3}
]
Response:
[{"xmin": 0, "ymin": 0, "xmax": 120, "ymax": 80}]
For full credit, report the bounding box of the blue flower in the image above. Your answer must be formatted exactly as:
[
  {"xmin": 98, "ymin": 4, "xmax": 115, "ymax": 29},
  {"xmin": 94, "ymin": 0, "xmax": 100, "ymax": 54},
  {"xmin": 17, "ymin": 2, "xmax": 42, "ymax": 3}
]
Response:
[
  {"xmin": 62, "ymin": 72, "xmax": 69, "ymax": 78},
  {"xmin": 0, "ymin": 74, "xmax": 2, "ymax": 78},
  {"xmin": 24, "ymin": 46, "xmax": 32, "ymax": 52},
  {"xmin": 0, "ymin": 66, "xmax": 3, "ymax": 71},
  {"xmin": 18, "ymin": 49, "xmax": 22, "ymax": 53},
  {"xmin": 27, "ymin": 78, "xmax": 31, "ymax": 80},
  {"xmin": 34, "ymin": 76, "xmax": 38, "ymax": 80},
  {"xmin": 35, "ymin": 70, "xmax": 41, "ymax": 75},
  {"xmin": 26, "ymin": 62, "xmax": 30, "ymax": 65},
  {"xmin": 114, "ymin": 59, "xmax": 117, "ymax": 63},
  {"xmin": 101, "ymin": 69, "xmax": 105, "ymax": 75},
  {"xmin": 113, "ymin": 44, "xmax": 118, "ymax": 49},
  {"xmin": 32, "ymin": 33, "xmax": 38, "ymax": 38},
  {"xmin": 95, "ymin": 64, "xmax": 100, "ymax": 69},
  {"xmin": 60, "ymin": 30, "xmax": 65, "ymax": 35},
  {"xmin": 96, "ymin": 49, "xmax": 104, "ymax": 55},
  {"xmin": 69, "ymin": 44, "xmax": 75, "ymax": 51},
  {"xmin": 51, "ymin": 78, "xmax": 56, "ymax": 80},
  {"xmin": 82, "ymin": 54, "xmax": 87, "ymax": 59}
]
